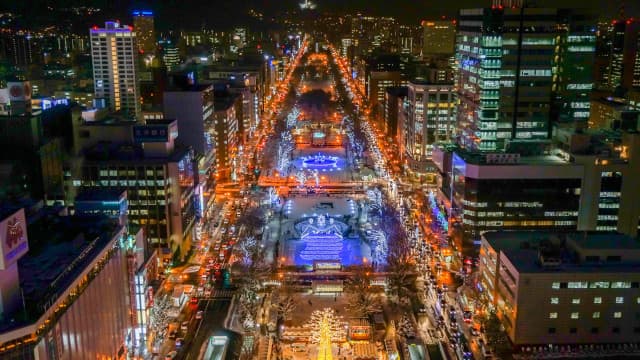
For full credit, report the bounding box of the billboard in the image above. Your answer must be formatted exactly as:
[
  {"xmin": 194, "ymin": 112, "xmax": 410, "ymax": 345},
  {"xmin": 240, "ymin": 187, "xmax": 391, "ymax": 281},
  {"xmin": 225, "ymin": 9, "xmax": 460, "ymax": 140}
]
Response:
[
  {"xmin": 0, "ymin": 209, "xmax": 29, "ymax": 270},
  {"xmin": 7, "ymin": 81, "xmax": 32, "ymax": 102}
]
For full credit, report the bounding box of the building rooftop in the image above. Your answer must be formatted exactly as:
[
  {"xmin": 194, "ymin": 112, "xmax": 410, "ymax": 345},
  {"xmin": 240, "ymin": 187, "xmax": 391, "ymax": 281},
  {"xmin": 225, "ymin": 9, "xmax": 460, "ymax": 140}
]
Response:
[
  {"xmin": 83, "ymin": 142, "xmax": 190, "ymax": 163},
  {"xmin": 214, "ymin": 95, "xmax": 238, "ymax": 112},
  {"xmin": 0, "ymin": 212, "xmax": 123, "ymax": 333},
  {"xmin": 449, "ymin": 144, "xmax": 569, "ymax": 166},
  {"xmin": 165, "ymin": 83, "xmax": 213, "ymax": 93},
  {"xmin": 483, "ymin": 231, "xmax": 640, "ymax": 274}
]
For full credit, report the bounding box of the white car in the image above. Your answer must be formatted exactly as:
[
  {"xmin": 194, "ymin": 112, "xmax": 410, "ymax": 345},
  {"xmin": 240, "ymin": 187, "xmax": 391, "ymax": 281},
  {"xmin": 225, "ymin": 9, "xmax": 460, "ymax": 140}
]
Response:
[{"xmin": 220, "ymin": 227, "xmax": 227, "ymax": 234}]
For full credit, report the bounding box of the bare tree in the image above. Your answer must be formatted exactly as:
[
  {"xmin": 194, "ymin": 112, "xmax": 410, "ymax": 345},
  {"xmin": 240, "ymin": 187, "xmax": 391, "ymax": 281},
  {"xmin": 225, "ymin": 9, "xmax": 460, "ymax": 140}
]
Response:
[
  {"xmin": 273, "ymin": 285, "xmax": 298, "ymax": 322},
  {"xmin": 236, "ymin": 207, "xmax": 266, "ymax": 235}
]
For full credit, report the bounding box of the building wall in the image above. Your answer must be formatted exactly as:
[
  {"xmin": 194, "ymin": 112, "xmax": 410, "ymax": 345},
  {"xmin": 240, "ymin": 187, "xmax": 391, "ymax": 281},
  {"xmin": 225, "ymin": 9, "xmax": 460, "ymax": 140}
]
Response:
[
  {"xmin": 34, "ymin": 245, "xmax": 129, "ymax": 359},
  {"xmin": 512, "ymin": 270, "xmax": 640, "ymax": 345},
  {"xmin": 480, "ymin": 236, "xmax": 640, "ymax": 347}
]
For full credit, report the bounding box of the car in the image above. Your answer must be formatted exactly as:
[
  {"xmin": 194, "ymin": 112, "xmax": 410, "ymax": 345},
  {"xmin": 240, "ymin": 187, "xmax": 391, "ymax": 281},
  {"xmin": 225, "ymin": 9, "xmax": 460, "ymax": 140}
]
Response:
[
  {"xmin": 470, "ymin": 327, "xmax": 480, "ymax": 336},
  {"xmin": 463, "ymin": 310, "xmax": 473, "ymax": 322},
  {"xmin": 181, "ymin": 321, "xmax": 189, "ymax": 332},
  {"xmin": 195, "ymin": 310, "xmax": 204, "ymax": 319},
  {"xmin": 165, "ymin": 351, "xmax": 178, "ymax": 359},
  {"xmin": 220, "ymin": 227, "xmax": 227, "ymax": 234},
  {"xmin": 175, "ymin": 338, "xmax": 184, "ymax": 348}
]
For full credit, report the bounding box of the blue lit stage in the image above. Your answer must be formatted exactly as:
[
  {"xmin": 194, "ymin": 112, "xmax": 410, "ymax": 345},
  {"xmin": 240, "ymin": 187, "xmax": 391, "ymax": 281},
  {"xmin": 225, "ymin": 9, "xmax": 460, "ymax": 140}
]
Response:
[{"xmin": 286, "ymin": 214, "xmax": 370, "ymax": 267}]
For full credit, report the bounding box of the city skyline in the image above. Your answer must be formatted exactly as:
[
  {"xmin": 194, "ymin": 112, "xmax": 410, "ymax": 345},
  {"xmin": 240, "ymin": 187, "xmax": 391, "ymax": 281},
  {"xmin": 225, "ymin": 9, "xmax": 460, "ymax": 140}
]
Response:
[
  {"xmin": 1, "ymin": 1, "xmax": 640, "ymax": 359},
  {"xmin": 1, "ymin": 0, "xmax": 638, "ymax": 30}
]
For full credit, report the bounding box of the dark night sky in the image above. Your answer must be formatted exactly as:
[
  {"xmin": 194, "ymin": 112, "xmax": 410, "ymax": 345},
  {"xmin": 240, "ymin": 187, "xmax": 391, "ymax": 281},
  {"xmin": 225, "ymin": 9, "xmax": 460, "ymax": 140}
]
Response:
[{"xmin": 1, "ymin": 0, "xmax": 637, "ymax": 29}]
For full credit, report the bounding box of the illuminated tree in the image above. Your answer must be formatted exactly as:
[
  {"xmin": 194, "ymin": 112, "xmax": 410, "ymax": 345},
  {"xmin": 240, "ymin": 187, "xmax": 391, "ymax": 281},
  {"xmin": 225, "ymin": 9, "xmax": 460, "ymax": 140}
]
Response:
[
  {"xmin": 295, "ymin": 170, "xmax": 308, "ymax": 187},
  {"xmin": 307, "ymin": 308, "xmax": 345, "ymax": 357},
  {"xmin": 277, "ymin": 131, "xmax": 294, "ymax": 173},
  {"xmin": 287, "ymin": 107, "xmax": 301, "ymax": 129}
]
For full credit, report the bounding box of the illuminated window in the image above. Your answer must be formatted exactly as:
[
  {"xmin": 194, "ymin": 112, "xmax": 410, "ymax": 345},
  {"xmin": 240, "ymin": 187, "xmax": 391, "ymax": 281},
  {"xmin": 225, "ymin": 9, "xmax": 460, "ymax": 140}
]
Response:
[
  {"xmin": 550, "ymin": 297, "xmax": 559, "ymax": 304},
  {"xmin": 615, "ymin": 297, "xmax": 624, "ymax": 304},
  {"xmin": 594, "ymin": 297, "xmax": 602, "ymax": 304},
  {"xmin": 572, "ymin": 298, "xmax": 581, "ymax": 304},
  {"xmin": 571, "ymin": 312, "xmax": 579, "ymax": 319},
  {"xmin": 614, "ymin": 312, "xmax": 622, "ymax": 319},
  {"xmin": 592, "ymin": 312, "xmax": 600, "ymax": 319},
  {"xmin": 549, "ymin": 312, "xmax": 558, "ymax": 319}
]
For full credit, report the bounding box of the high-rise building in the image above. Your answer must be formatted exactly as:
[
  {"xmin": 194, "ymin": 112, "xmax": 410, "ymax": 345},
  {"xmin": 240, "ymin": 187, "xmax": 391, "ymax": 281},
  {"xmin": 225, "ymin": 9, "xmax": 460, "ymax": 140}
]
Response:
[
  {"xmin": 132, "ymin": 10, "xmax": 155, "ymax": 56},
  {"xmin": 159, "ymin": 39, "xmax": 180, "ymax": 71},
  {"xmin": 552, "ymin": 11, "xmax": 596, "ymax": 124},
  {"xmin": 164, "ymin": 84, "xmax": 217, "ymax": 213},
  {"xmin": 383, "ymin": 86, "xmax": 407, "ymax": 139},
  {"xmin": 90, "ymin": 21, "xmax": 140, "ymax": 116},
  {"xmin": 213, "ymin": 96, "xmax": 239, "ymax": 180},
  {"xmin": 457, "ymin": 7, "xmax": 592, "ymax": 151},
  {"xmin": 365, "ymin": 54, "xmax": 407, "ymax": 113},
  {"xmin": 421, "ymin": 20, "xmax": 456, "ymax": 57},
  {"xmin": 478, "ymin": 231, "xmax": 640, "ymax": 349},
  {"xmin": 405, "ymin": 79, "xmax": 456, "ymax": 174},
  {"xmin": 606, "ymin": 19, "xmax": 640, "ymax": 90}
]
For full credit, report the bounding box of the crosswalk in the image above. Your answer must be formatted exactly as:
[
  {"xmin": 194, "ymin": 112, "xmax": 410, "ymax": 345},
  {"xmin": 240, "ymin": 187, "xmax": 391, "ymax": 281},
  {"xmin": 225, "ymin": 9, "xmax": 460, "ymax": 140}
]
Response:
[{"xmin": 202, "ymin": 289, "xmax": 235, "ymax": 299}]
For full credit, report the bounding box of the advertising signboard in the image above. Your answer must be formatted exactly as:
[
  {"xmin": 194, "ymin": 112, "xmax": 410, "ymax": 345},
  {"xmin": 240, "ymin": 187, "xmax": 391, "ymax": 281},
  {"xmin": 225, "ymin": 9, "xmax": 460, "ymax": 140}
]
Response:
[{"xmin": 0, "ymin": 209, "xmax": 29, "ymax": 270}]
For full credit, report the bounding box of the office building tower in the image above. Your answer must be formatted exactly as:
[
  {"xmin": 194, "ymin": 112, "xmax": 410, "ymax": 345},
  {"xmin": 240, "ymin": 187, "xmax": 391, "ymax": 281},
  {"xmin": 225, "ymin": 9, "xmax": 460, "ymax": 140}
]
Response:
[
  {"xmin": 159, "ymin": 39, "xmax": 180, "ymax": 71},
  {"xmin": 132, "ymin": 10, "xmax": 155, "ymax": 56},
  {"xmin": 457, "ymin": 7, "xmax": 592, "ymax": 151},
  {"xmin": 479, "ymin": 231, "xmax": 640, "ymax": 349},
  {"xmin": 433, "ymin": 129, "xmax": 640, "ymax": 244},
  {"xmin": 164, "ymin": 84, "xmax": 217, "ymax": 212},
  {"xmin": 405, "ymin": 79, "xmax": 456, "ymax": 174},
  {"xmin": 74, "ymin": 117, "xmax": 197, "ymax": 259},
  {"xmin": 422, "ymin": 20, "xmax": 456, "ymax": 57},
  {"xmin": 90, "ymin": 21, "xmax": 140, "ymax": 116},
  {"xmin": 383, "ymin": 86, "xmax": 408, "ymax": 139},
  {"xmin": 552, "ymin": 11, "xmax": 597, "ymax": 124},
  {"xmin": 213, "ymin": 96, "xmax": 239, "ymax": 180},
  {"xmin": 365, "ymin": 54, "xmax": 407, "ymax": 113},
  {"xmin": 594, "ymin": 22, "xmax": 614, "ymax": 89},
  {"xmin": 0, "ymin": 208, "xmax": 130, "ymax": 359},
  {"xmin": 606, "ymin": 19, "xmax": 640, "ymax": 90}
]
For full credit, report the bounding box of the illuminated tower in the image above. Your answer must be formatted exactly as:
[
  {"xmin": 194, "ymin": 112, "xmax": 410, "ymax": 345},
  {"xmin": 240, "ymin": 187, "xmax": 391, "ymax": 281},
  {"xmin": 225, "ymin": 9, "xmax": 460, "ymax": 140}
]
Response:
[
  {"xmin": 316, "ymin": 314, "xmax": 333, "ymax": 360},
  {"xmin": 90, "ymin": 21, "xmax": 140, "ymax": 116}
]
